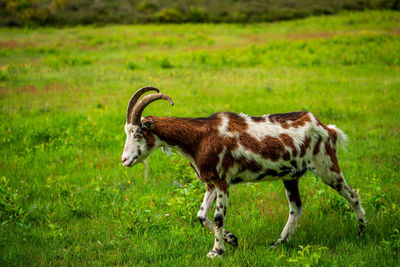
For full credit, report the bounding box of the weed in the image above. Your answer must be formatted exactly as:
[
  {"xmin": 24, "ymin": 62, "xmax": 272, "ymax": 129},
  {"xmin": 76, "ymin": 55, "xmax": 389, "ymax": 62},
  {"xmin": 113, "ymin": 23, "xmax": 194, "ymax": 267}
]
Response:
[
  {"xmin": 167, "ymin": 179, "xmax": 203, "ymax": 223},
  {"xmin": 0, "ymin": 65, "xmax": 10, "ymax": 81},
  {"xmin": 126, "ymin": 61, "xmax": 138, "ymax": 70},
  {"xmin": 285, "ymin": 245, "xmax": 329, "ymax": 266},
  {"xmin": 364, "ymin": 175, "xmax": 386, "ymax": 212},
  {"xmin": 159, "ymin": 57, "xmax": 173, "ymax": 69},
  {"xmin": 166, "ymin": 152, "xmax": 203, "ymax": 223},
  {"xmin": 0, "ymin": 176, "xmax": 28, "ymax": 224}
]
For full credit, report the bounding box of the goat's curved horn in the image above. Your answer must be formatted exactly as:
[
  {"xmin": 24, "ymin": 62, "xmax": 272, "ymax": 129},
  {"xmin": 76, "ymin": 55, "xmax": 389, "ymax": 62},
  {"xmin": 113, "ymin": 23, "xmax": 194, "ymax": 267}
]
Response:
[
  {"xmin": 131, "ymin": 93, "xmax": 174, "ymax": 125},
  {"xmin": 126, "ymin": 86, "xmax": 160, "ymax": 123}
]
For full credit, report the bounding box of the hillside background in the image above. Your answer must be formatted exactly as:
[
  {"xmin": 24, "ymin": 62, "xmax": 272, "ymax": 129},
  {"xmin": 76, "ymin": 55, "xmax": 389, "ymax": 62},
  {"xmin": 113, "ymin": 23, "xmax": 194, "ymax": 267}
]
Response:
[{"xmin": 1, "ymin": 0, "xmax": 399, "ymax": 26}]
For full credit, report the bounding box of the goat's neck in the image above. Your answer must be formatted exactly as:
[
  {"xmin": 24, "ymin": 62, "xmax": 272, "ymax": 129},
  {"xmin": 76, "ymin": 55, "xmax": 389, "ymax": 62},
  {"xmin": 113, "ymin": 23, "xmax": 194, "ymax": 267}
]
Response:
[{"xmin": 147, "ymin": 116, "xmax": 206, "ymax": 158}]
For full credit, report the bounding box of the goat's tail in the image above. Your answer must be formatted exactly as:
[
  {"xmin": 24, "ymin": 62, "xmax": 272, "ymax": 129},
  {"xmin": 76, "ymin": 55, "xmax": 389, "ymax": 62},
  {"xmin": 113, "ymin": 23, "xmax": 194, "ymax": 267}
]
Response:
[
  {"xmin": 327, "ymin": 124, "xmax": 348, "ymax": 149},
  {"xmin": 309, "ymin": 113, "xmax": 348, "ymax": 150}
]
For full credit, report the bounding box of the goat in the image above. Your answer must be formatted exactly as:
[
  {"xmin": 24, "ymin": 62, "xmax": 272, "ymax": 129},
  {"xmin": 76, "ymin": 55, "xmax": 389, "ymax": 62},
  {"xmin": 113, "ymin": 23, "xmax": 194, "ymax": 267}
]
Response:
[{"xmin": 121, "ymin": 87, "xmax": 367, "ymax": 258}]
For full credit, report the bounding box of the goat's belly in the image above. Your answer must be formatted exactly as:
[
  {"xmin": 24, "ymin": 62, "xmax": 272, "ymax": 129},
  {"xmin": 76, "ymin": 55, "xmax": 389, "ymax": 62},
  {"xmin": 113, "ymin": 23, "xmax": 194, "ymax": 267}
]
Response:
[
  {"xmin": 230, "ymin": 175, "xmax": 281, "ymax": 185},
  {"xmin": 230, "ymin": 166, "xmax": 304, "ymax": 185}
]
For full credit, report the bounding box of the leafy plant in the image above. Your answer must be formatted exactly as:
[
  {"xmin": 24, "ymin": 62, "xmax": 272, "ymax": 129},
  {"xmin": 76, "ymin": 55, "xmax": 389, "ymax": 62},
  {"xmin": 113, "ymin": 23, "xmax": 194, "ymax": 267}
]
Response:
[
  {"xmin": 155, "ymin": 8, "xmax": 185, "ymax": 23},
  {"xmin": 159, "ymin": 57, "xmax": 173, "ymax": 69},
  {"xmin": 126, "ymin": 61, "xmax": 138, "ymax": 70},
  {"xmin": 0, "ymin": 176, "xmax": 28, "ymax": 225},
  {"xmin": 166, "ymin": 152, "xmax": 203, "ymax": 223},
  {"xmin": 364, "ymin": 175, "xmax": 386, "ymax": 211},
  {"xmin": 285, "ymin": 245, "xmax": 329, "ymax": 266},
  {"xmin": 0, "ymin": 65, "xmax": 10, "ymax": 81},
  {"xmin": 166, "ymin": 178, "xmax": 203, "ymax": 223}
]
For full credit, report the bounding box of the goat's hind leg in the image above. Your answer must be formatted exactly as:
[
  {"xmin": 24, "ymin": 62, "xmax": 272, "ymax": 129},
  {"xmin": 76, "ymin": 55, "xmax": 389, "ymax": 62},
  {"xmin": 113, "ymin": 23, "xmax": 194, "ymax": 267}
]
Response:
[
  {"xmin": 313, "ymin": 158, "xmax": 367, "ymax": 235},
  {"xmin": 271, "ymin": 178, "xmax": 303, "ymax": 248},
  {"xmin": 341, "ymin": 178, "xmax": 367, "ymax": 235},
  {"xmin": 325, "ymin": 173, "xmax": 367, "ymax": 235}
]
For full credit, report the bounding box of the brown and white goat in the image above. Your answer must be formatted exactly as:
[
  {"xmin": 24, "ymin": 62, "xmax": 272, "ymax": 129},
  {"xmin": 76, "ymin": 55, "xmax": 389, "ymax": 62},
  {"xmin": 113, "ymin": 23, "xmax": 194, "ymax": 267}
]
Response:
[{"xmin": 121, "ymin": 87, "xmax": 367, "ymax": 258}]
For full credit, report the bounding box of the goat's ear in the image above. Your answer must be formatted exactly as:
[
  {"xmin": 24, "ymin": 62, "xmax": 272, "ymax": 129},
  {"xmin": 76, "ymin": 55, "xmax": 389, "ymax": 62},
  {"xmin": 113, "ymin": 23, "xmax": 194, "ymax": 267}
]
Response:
[{"xmin": 142, "ymin": 120, "xmax": 154, "ymax": 130}]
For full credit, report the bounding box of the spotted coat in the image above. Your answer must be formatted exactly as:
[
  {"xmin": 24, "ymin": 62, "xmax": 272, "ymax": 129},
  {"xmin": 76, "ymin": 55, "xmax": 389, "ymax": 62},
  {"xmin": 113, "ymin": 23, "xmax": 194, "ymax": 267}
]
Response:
[{"xmin": 143, "ymin": 112, "xmax": 340, "ymax": 187}]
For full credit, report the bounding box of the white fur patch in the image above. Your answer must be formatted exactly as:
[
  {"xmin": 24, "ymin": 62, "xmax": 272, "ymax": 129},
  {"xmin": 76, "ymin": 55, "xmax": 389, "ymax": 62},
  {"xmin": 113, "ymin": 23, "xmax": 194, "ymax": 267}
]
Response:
[
  {"xmin": 216, "ymin": 147, "xmax": 227, "ymax": 178},
  {"xmin": 218, "ymin": 114, "xmax": 236, "ymax": 138}
]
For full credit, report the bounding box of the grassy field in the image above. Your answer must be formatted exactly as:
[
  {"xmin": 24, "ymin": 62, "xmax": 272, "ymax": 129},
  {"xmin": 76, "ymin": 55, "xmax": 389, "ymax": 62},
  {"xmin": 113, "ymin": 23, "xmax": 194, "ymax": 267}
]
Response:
[{"xmin": 1, "ymin": 10, "xmax": 400, "ymax": 266}]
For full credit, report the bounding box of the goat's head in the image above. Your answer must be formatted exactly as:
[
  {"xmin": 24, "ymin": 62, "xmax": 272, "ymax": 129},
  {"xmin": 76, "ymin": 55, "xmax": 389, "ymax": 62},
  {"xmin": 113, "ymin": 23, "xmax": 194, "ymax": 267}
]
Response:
[{"xmin": 121, "ymin": 86, "xmax": 173, "ymax": 167}]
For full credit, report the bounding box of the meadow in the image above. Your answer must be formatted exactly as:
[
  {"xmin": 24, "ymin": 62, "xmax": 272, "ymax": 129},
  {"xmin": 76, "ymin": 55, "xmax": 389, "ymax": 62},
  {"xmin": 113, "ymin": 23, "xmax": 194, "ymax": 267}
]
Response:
[{"xmin": 1, "ymin": 10, "xmax": 400, "ymax": 266}]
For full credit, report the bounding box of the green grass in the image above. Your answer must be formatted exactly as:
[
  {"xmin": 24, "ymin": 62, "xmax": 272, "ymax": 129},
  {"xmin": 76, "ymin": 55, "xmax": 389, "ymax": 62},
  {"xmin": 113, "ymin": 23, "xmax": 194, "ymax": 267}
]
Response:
[{"xmin": 1, "ymin": 10, "xmax": 400, "ymax": 266}]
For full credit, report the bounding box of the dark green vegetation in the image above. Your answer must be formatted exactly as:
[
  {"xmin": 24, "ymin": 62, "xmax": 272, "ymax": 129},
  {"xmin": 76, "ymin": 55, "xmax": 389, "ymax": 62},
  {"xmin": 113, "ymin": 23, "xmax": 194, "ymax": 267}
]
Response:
[
  {"xmin": 1, "ymin": 0, "xmax": 399, "ymax": 26},
  {"xmin": 1, "ymin": 10, "xmax": 400, "ymax": 265}
]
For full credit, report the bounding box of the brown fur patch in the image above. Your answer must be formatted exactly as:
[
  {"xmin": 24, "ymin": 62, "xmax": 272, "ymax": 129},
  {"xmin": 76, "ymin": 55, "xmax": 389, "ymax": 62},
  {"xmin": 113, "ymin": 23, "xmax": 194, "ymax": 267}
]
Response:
[
  {"xmin": 280, "ymin": 134, "xmax": 298, "ymax": 158},
  {"xmin": 148, "ymin": 114, "xmax": 224, "ymax": 182},
  {"xmin": 280, "ymin": 134, "xmax": 296, "ymax": 152},
  {"xmin": 313, "ymin": 136, "xmax": 322, "ymax": 155},
  {"xmin": 328, "ymin": 128, "xmax": 337, "ymax": 145},
  {"xmin": 221, "ymin": 150, "xmax": 235, "ymax": 173},
  {"xmin": 238, "ymin": 133, "xmax": 300, "ymax": 162},
  {"xmin": 251, "ymin": 116, "xmax": 266, "ymax": 123},
  {"xmin": 149, "ymin": 114, "xmax": 220, "ymax": 156},
  {"xmin": 215, "ymin": 178, "xmax": 229, "ymax": 193},
  {"xmin": 226, "ymin": 112, "xmax": 248, "ymax": 133},
  {"xmin": 280, "ymin": 122, "xmax": 290, "ymax": 129},
  {"xmin": 143, "ymin": 130, "xmax": 156, "ymax": 149},
  {"xmin": 315, "ymin": 117, "xmax": 336, "ymax": 144},
  {"xmin": 269, "ymin": 111, "xmax": 311, "ymax": 129},
  {"xmin": 239, "ymin": 133, "xmax": 285, "ymax": 161},
  {"xmin": 292, "ymin": 148, "xmax": 298, "ymax": 158},
  {"xmin": 269, "ymin": 111, "xmax": 308, "ymax": 123},
  {"xmin": 324, "ymin": 142, "xmax": 341, "ymax": 174},
  {"xmin": 218, "ymin": 136, "xmax": 239, "ymax": 173},
  {"xmin": 300, "ymin": 136, "xmax": 312, "ymax": 158},
  {"xmin": 291, "ymin": 114, "xmax": 311, "ymax": 128}
]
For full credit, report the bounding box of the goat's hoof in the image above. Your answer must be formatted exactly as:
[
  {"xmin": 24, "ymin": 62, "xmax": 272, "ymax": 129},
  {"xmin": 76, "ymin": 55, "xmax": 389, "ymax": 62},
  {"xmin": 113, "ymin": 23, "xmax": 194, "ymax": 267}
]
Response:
[
  {"xmin": 224, "ymin": 233, "xmax": 238, "ymax": 247},
  {"xmin": 207, "ymin": 248, "xmax": 224, "ymax": 259},
  {"xmin": 270, "ymin": 238, "xmax": 286, "ymax": 248},
  {"xmin": 358, "ymin": 219, "xmax": 368, "ymax": 237},
  {"xmin": 270, "ymin": 241, "xmax": 279, "ymax": 248}
]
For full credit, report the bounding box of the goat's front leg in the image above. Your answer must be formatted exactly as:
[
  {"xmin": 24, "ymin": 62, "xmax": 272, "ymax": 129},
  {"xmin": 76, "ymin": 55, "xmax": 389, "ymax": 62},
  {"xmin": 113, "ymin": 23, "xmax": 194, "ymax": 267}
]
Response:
[
  {"xmin": 207, "ymin": 186, "xmax": 229, "ymax": 258},
  {"xmin": 197, "ymin": 184, "xmax": 238, "ymax": 248},
  {"xmin": 197, "ymin": 184, "xmax": 217, "ymax": 231}
]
